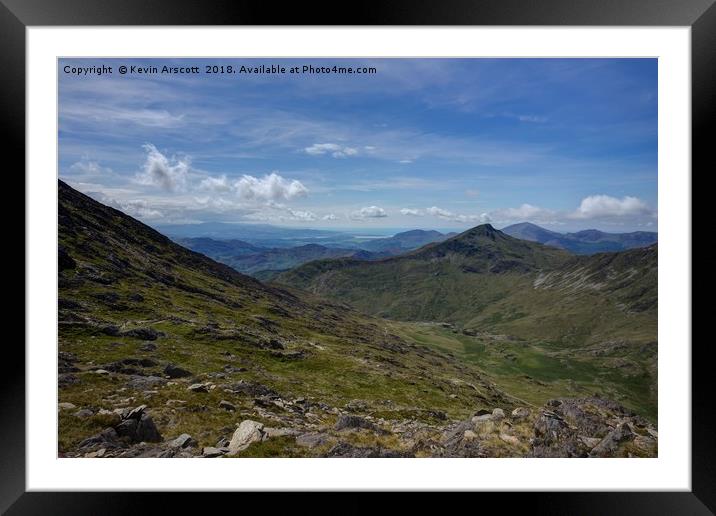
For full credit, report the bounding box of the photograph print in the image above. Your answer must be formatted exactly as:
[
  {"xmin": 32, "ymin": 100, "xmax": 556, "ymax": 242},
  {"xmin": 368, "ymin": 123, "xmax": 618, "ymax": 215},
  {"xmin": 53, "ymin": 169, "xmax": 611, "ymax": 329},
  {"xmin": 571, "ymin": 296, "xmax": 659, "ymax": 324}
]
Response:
[{"xmin": 58, "ymin": 58, "xmax": 658, "ymax": 459}]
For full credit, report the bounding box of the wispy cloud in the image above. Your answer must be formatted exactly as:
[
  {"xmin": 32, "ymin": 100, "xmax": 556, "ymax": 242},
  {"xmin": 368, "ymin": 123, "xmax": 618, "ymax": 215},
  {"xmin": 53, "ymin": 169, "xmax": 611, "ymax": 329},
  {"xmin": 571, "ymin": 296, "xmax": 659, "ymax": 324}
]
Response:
[
  {"xmin": 305, "ymin": 143, "xmax": 359, "ymax": 158},
  {"xmin": 351, "ymin": 206, "xmax": 388, "ymax": 220}
]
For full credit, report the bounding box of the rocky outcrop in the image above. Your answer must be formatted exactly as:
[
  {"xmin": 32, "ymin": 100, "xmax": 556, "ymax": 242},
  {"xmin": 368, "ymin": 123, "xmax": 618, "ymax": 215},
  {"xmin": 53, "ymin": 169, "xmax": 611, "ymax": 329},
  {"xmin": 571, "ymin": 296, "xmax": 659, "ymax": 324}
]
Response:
[{"xmin": 530, "ymin": 397, "xmax": 656, "ymax": 458}]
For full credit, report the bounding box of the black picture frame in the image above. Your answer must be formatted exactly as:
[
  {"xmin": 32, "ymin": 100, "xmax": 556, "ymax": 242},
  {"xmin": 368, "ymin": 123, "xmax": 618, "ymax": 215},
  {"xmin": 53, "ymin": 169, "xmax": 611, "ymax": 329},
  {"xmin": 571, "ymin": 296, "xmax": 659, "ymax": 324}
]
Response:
[{"xmin": 5, "ymin": 0, "xmax": 712, "ymax": 513}]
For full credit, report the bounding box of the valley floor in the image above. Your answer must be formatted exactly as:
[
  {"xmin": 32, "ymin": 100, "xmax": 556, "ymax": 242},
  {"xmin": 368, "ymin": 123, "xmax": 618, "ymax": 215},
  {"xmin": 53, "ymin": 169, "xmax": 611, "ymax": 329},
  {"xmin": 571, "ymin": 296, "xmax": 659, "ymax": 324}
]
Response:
[{"xmin": 387, "ymin": 321, "xmax": 658, "ymax": 424}]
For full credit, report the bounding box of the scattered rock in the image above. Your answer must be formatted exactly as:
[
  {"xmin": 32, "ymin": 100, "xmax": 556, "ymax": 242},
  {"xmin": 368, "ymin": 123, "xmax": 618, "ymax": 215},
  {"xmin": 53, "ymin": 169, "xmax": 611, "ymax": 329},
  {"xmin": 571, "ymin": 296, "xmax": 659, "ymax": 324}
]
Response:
[
  {"xmin": 219, "ymin": 400, "xmax": 236, "ymax": 411},
  {"xmin": 202, "ymin": 446, "xmax": 226, "ymax": 458},
  {"xmin": 228, "ymin": 420, "xmax": 267, "ymax": 454},
  {"xmin": 115, "ymin": 405, "xmax": 162, "ymax": 443},
  {"xmin": 93, "ymin": 369, "xmax": 110, "ymax": 375},
  {"xmin": 324, "ymin": 442, "xmax": 412, "ymax": 458},
  {"xmin": 334, "ymin": 414, "xmax": 377, "ymax": 432},
  {"xmin": 492, "ymin": 408, "xmax": 505, "ymax": 420},
  {"xmin": 58, "ymin": 352, "xmax": 80, "ymax": 373},
  {"xmin": 121, "ymin": 327, "xmax": 164, "ymax": 340},
  {"xmin": 296, "ymin": 432, "xmax": 330, "ymax": 448},
  {"xmin": 59, "ymin": 373, "xmax": 80, "ymax": 389},
  {"xmin": 78, "ymin": 427, "xmax": 122, "ymax": 450},
  {"xmin": 511, "ymin": 407, "xmax": 530, "ymax": 421},
  {"xmin": 73, "ymin": 408, "xmax": 94, "ymax": 418},
  {"xmin": 58, "ymin": 402, "xmax": 76, "ymax": 411},
  {"xmin": 224, "ymin": 380, "xmax": 279, "ymax": 398},
  {"xmin": 499, "ymin": 433, "xmax": 521, "ymax": 446},
  {"xmin": 269, "ymin": 350, "xmax": 307, "ymax": 360},
  {"xmin": 169, "ymin": 433, "xmax": 197, "ymax": 449},
  {"xmin": 264, "ymin": 427, "xmax": 301, "ymax": 438},
  {"xmin": 125, "ymin": 375, "xmax": 167, "ymax": 390},
  {"xmin": 139, "ymin": 342, "xmax": 157, "ymax": 352},
  {"xmin": 589, "ymin": 423, "xmax": 634, "ymax": 457},
  {"xmin": 164, "ymin": 363, "xmax": 192, "ymax": 378},
  {"xmin": 188, "ymin": 383, "xmax": 211, "ymax": 393}
]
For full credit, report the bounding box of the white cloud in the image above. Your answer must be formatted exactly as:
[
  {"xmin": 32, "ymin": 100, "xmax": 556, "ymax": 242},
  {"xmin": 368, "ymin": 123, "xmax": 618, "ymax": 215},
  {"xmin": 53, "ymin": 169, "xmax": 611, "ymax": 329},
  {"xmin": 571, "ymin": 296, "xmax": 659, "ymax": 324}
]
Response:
[
  {"xmin": 400, "ymin": 208, "xmax": 424, "ymax": 216},
  {"xmin": 233, "ymin": 172, "xmax": 308, "ymax": 202},
  {"xmin": 198, "ymin": 175, "xmax": 233, "ymax": 193},
  {"xmin": 88, "ymin": 192, "xmax": 163, "ymax": 220},
  {"xmin": 570, "ymin": 195, "xmax": 652, "ymax": 219},
  {"xmin": 68, "ymin": 159, "xmax": 113, "ymax": 179},
  {"xmin": 497, "ymin": 203, "xmax": 554, "ymax": 221},
  {"xmin": 426, "ymin": 206, "xmax": 490, "ymax": 224},
  {"xmin": 287, "ymin": 209, "xmax": 317, "ymax": 222},
  {"xmin": 305, "ymin": 143, "xmax": 359, "ymax": 158},
  {"xmin": 135, "ymin": 143, "xmax": 190, "ymax": 192},
  {"xmin": 322, "ymin": 213, "xmax": 338, "ymax": 221},
  {"xmin": 398, "ymin": 159, "xmax": 413, "ymax": 164},
  {"xmin": 517, "ymin": 114, "xmax": 547, "ymax": 123},
  {"xmin": 351, "ymin": 206, "xmax": 388, "ymax": 220}
]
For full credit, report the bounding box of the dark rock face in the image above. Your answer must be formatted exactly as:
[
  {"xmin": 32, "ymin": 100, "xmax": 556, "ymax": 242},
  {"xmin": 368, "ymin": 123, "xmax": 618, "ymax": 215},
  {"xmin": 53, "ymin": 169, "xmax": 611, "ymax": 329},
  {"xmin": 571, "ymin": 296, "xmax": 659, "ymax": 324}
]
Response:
[
  {"xmin": 58, "ymin": 246, "xmax": 76, "ymax": 271},
  {"xmin": 122, "ymin": 327, "xmax": 164, "ymax": 340},
  {"xmin": 78, "ymin": 427, "xmax": 122, "ymax": 450},
  {"xmin": 164, "ymin": 363, "xmax": 192, "ymax": 378},
  {"xmin": 139, "ymin": 342, "xmax": 157, "ymax": 352},
  {"xmin": 115, "ymin": 405, "xmax": 162, "ymax": 443},
  {"xmin": 530, "ymin": 397, "xmax": 655, "ymax": 458},
  {"xmin": 225, "ymin": 380, "xmax": 279, "ymax": 398},
  {"xmin": 334, "ymin": 415, "xmax": 377, "ymax": 432},
  {"xmin": 324, "ymin": 442, "xmax": 413, "ymax": 458},
  {"xmin": 125, "ymin": 375, "xmax": 167, "ymax": 390},
  {"xmin": 58, "ymin": 351, "xmax": 79, "ymax": 374},
  {"xmin": 58, "ymin": 373, "xmax": 80, "ymax": 389}
]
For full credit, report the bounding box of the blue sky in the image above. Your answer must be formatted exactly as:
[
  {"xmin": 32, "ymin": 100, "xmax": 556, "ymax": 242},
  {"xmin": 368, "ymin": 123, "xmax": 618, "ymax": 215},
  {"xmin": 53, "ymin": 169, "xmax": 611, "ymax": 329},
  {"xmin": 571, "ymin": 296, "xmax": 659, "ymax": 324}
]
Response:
[{"xmin": 59, "ymin": 58, "xmax": 657, "ymax": 232}]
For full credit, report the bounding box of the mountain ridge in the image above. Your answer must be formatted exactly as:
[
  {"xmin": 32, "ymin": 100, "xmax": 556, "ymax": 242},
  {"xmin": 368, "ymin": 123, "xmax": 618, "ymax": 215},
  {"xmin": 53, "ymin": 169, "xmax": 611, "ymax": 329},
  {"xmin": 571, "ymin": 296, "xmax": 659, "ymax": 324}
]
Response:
[{"xmin": 502, "ymin": 222, "xmax": 657, "ymax": 254}]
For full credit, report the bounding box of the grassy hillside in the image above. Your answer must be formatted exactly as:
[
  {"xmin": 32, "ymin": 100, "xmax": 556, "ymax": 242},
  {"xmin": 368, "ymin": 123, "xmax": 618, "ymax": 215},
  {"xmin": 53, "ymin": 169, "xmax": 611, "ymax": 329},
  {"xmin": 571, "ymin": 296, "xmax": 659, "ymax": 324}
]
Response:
[
  {"xmin": 277, "ymin": 226, "xmax": 656, "ymax": 344},
  {"xmin": 58, "ymin": 181, "xmax": 520, "ymax": 456},
  {"xmin": 58, "ymin": 182, "xmax": 657, "ymax": 457},
  {"xmin": 276, "ymin": 225, "xmax": 657, "ymax": 420}
]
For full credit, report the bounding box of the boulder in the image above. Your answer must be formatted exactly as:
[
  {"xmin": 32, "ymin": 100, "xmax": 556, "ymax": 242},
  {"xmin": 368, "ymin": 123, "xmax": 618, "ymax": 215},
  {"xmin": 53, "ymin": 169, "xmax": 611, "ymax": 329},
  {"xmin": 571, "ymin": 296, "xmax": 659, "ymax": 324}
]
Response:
[
  {"xmin": 492, "ymin": 408, "xmax": 505, "ymax": 420},
  {"xmin": 202, "ymin": 446, "xmax": 226, "ymax": 458},
  {"xmin": 228, "ymin": 420, "xmax": 266, "ymax": 454},
  {"xmin": 324, "ymin": 442, "xmax": 412, "ymax": 458},
  {"xmin": 169, "ymin": 433, "xmax": 197, "ymax": 449},
  {"xmin": 219, "ymin": 400, "xmax": 236, "ymax": 411},
  {"xmin": 188, "ymin": 383, "xmax": 210, "ymax": 393},
  {"xmin": 511, "ymin": 407, "xmax": 531, "ymax": 421},
  {"xmin": 58, "ymin": 402, "xmax": 76, "ymax": 411},
  {"xmin": 334, "ymin": 414, "xmax": 377, "ymax": 432},
  {"xmin": 139, "ymin": 342, "xmax": 157, "ymax": 352},
  {"xmin": 121, "ymin": 327, "xmax": 164, "ymax": 340},
  {"xmin": 115, "ymin": 406, "xmax": 161, "ymax": 443},
  {"xmin": 125, "ymin": 375, "xmax": 167, "ymax": 390},
  {"xmin": 164, "ymin": 364, "xmax": 192, "ymax": 378},
  {"xmin": 78, "ymin": 427, "xmax": 122, "ymax": 450},
  {"xmin": 296, "ymin": 432, "xmax": 330, "ymax": 449},
  {"xmin": 589, "ymin": 423, "xmax": 634, "ymax": 457}
]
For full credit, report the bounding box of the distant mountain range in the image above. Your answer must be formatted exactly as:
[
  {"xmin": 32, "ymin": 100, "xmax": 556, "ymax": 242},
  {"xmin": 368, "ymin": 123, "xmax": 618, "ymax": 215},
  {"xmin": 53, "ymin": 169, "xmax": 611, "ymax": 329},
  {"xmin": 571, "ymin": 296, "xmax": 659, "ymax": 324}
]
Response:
[
  {"xmin": 501, "ymin": 222, "xmax": 657, "ymax": 254},
  {"xmin": 175, "ymin": 229, "xmax": 451, "ymax": 279}
]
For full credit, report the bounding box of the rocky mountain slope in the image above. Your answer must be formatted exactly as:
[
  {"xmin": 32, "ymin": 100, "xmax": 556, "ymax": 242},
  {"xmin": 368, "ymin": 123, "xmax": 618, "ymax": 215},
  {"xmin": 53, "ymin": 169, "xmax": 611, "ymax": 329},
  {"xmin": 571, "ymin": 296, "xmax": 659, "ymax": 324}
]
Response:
[{"xmin": 57, "ymin": 181, "xmax": 656, "ymax": 458}]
